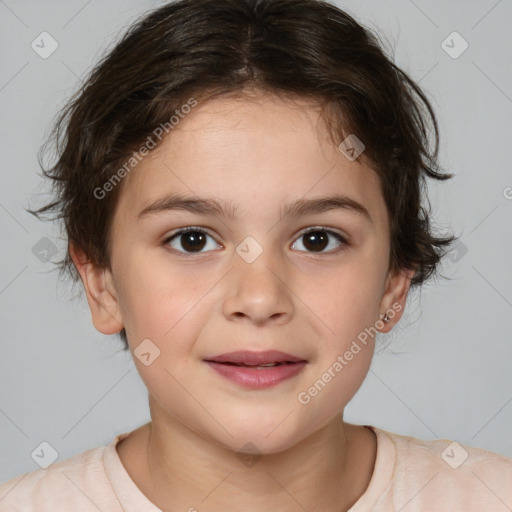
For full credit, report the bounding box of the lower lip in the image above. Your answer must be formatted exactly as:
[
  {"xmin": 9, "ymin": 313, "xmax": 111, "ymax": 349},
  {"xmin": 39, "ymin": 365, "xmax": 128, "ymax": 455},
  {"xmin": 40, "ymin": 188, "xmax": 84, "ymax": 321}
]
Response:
[{"xmin": 204, "ymin": 361, "xmax": 307, "ymax": 389}]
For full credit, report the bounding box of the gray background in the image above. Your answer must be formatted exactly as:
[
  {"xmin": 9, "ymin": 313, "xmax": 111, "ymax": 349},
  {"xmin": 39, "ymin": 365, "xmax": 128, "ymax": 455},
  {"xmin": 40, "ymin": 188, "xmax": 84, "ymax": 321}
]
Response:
[{"xmin": 0, "ymin": 0, "xmax": 511, "ymax": 483}]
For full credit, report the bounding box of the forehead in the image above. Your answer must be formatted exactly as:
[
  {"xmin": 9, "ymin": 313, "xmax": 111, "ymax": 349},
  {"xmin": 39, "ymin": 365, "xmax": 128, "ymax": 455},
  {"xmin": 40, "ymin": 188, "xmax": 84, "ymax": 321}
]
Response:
[{"xmin": 115, "ymin": 93, "xmax": 387, "ymax": 227}]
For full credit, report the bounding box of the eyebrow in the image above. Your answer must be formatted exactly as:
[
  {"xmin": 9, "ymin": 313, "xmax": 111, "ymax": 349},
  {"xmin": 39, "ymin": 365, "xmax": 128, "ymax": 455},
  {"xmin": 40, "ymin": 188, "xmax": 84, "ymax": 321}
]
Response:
[{"xmin": 137, "ymin": 193, "xmax": 372, "ymax": 223}]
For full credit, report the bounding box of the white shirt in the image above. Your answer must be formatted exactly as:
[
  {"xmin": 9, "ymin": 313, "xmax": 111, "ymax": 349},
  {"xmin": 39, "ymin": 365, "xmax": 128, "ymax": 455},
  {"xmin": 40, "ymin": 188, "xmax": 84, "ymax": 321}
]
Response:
[{"xmin": 1, "ymin": 425, "xmax": 511, "ymax": 511}]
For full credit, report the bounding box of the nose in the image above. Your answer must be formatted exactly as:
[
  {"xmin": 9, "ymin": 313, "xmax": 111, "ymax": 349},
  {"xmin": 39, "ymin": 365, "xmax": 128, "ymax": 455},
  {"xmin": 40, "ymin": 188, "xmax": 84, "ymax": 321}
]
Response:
[{"xmin": 221, "ymin": 247, "xmax": 294, "ymax": 326}]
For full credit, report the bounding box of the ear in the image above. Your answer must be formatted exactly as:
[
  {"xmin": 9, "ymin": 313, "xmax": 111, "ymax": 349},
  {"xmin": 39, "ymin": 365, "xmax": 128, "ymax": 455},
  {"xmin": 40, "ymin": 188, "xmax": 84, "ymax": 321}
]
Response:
[
  {"xmin": 377, "ymin": 267, "xmax": 415, "ymax": 333},
  {"xmin": 69, "ymin": 242, "xmax": 124, "ymax": 335}
]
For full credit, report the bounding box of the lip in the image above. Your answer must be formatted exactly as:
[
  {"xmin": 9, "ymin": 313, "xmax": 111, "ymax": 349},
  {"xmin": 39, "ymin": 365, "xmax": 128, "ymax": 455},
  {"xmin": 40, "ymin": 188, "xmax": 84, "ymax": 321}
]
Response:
[
  {"xmin": 203, "ymin": 350, "xmax": 307, "ymax": 390},
  {"xmin": 204, "ymin": 350, "xmax": 306, "ymax": 365}
]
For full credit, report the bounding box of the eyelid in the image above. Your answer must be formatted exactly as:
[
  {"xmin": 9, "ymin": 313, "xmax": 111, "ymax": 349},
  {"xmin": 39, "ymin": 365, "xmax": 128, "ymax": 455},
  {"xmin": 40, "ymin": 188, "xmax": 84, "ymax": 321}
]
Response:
[
  {"xmin": 296, "ymin": 225, "xmax": 348, "ymax": 239},
  {"xmin": 163, "ymin": 226, "xmax": 220, "ymax": 247},
  {"xmin": 292, "ymin": 226, "xmax": 349, "ymax": 253},
  {"xmin": 165, "ymin": 225, "xmax": 348, "ymax": 240}
]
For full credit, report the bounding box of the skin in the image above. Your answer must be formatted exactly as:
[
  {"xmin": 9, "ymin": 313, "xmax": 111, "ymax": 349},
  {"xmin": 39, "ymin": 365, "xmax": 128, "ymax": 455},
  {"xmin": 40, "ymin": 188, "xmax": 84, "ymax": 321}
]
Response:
[{"xmin": 70, "ymin": 91, "xmax": 414, "ymax": 512}]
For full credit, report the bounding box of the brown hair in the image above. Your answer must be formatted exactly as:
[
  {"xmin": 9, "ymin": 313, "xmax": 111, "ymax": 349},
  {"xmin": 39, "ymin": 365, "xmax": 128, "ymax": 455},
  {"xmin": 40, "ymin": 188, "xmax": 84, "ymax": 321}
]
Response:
[{"xmin": 27, "ymin": 0, "xmax": 456, "ymax": 351}]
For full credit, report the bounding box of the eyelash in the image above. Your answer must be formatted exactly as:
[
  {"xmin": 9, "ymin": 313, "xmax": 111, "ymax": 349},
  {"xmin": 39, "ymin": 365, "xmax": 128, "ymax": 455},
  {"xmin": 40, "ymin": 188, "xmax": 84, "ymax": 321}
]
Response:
[{"xmin": 161, "ymin": 226, "xmax": 349, "ymax": 256}]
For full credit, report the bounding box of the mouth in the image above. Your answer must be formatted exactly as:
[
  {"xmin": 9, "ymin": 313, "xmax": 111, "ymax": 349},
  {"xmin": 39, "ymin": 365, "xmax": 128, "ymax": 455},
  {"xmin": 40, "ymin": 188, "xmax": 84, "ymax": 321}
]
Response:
[
  {"xmin": 203, "ymin": 350, "xmax": 308, "ymax": 389},
  {"xmin": 209, "ymin": 361, "xmax": 297, "ymax": 368},
  {"xmin": 203, "ymin": 350, "xmax": 307, "ymax": 367}
]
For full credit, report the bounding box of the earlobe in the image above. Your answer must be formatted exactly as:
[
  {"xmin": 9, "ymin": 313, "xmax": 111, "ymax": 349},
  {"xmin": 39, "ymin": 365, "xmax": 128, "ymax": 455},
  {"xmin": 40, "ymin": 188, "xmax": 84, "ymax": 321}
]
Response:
[
  {"xmin": 69, "ymin": 242, "xmax": 124, "ymax": 335},
  {"xmin": 377, "ymin": 268, "xmax": 415, "ymax": 333}
]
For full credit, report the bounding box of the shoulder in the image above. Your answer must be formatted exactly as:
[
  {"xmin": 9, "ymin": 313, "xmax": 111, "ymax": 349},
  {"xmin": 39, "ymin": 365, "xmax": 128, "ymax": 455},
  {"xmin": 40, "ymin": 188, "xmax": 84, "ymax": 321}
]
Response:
[
  {"xmin": 375, "ymin": 427, "xmax": 512, "ymax": 511},
  {"xmin": 0, "ymin": 438, "xmax": 122, "ymax": 512}
]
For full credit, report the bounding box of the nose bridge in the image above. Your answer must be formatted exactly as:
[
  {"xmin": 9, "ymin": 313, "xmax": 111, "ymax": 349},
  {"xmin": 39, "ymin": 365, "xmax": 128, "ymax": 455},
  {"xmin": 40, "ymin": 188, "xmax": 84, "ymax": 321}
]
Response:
[{"xmin": 222, "ymin": 235, "xmax": 293, "ymax": 324}]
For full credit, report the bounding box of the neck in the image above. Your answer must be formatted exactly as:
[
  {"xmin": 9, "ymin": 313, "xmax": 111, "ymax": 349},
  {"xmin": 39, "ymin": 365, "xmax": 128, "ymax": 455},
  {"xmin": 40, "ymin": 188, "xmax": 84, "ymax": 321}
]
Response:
[{"xmin": 117, "ymin": 398, "xmax": 377, "ymax": 512}]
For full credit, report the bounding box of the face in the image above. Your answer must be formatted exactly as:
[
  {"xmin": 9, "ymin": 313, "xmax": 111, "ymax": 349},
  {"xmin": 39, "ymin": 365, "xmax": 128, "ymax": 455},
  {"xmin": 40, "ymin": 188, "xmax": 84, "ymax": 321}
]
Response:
[{"xmin": 73, "ymin": 92, "xmax": 412, "ymax": 454}]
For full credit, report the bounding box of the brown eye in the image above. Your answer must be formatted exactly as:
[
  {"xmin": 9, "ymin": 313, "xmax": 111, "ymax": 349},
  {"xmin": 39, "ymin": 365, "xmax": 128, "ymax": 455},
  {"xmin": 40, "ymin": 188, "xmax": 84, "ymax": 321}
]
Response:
[
  {"xmin": 164, "ymin": 228, "xmax": 220, "ymax": 254},
  {"xmin": 292, "ymin": 229, "xmax": 347, "ymax": 253}
]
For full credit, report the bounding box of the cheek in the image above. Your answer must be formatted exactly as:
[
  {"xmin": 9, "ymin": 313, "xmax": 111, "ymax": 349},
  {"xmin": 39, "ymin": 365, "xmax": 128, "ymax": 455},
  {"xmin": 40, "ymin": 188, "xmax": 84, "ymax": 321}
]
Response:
[
  {"xmin": 294, "ymin": 340, "xmax": 374, "ymax": 438},
  {"xmin": 295, "ymin": 251, "xmax": 384, "ymax": 405},
  {"xmin": 117, "ymin": 252, "xmax": 210, "ymax": 341},
  {"xmin": 302, "ymin": 262, "xmax": 385, "ymax": 343}
]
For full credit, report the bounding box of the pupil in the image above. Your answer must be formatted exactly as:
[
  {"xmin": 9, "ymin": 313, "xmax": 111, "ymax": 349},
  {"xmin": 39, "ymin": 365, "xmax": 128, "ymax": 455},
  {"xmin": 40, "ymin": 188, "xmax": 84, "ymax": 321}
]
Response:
[
  {"xmin": 304, "ymin": 231, "xmax": 328, "ymax": 252},
  {"xmin": 182, "ymin": 231, "xmax": 206, "ymax": 252},
  {"xmin": 178, "ymin": 231, "xmax": 329, "ymax": 253}
]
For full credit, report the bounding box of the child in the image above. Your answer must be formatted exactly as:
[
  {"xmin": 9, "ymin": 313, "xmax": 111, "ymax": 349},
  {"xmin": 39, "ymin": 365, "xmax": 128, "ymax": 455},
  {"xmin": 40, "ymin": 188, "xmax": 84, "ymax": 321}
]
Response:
[{"xmin": 1, "ymin": 0, "xmax": 511, "ymax": 510}]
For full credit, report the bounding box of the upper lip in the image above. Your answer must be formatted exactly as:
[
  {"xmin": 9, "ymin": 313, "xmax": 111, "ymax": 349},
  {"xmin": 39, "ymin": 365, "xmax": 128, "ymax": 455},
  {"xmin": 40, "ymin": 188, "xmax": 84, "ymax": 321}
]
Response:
[{"xmin": 204, "ymin": 350, "xmax": 307, "ymax": 365}]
